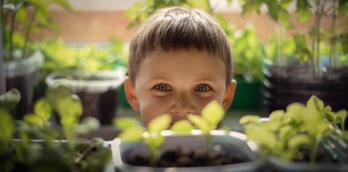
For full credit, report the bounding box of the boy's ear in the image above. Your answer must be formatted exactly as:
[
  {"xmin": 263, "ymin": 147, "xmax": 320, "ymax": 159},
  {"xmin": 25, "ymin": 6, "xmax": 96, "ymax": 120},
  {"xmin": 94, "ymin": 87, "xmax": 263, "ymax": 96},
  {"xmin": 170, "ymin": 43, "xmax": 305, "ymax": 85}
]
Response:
[
  {"xmin": 222, "ymin": 79, "xmax": 237, "ymax": 110},
  {"xmin": 124, "ymin": 79, "xmax": 140, "ymax": 112}
]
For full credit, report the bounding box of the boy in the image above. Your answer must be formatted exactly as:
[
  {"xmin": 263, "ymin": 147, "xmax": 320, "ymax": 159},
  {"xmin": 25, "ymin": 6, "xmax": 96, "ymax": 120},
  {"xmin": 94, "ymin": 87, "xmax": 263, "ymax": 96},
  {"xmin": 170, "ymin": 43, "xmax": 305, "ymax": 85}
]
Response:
[{"xmin": 124, "ymin": 7, "xmax": 236, "ymax": 126}]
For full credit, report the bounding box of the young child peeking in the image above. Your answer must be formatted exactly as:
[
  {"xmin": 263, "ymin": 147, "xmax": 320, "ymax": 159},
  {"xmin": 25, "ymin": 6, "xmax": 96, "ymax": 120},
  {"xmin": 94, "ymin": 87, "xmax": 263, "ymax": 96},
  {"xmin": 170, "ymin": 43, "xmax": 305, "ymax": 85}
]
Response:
[{"xmin": 124, "ymin": 7, "xmax": 236, "ymax": 127}]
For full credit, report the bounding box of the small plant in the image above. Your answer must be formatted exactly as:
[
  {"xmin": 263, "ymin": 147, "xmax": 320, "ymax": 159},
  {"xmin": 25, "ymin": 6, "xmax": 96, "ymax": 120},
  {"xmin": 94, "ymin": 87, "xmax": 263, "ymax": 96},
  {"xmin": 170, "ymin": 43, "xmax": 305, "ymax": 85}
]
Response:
[
  {"xmin": 1, "ymin": 0, "xmax": 73, "ymax": 61},
  {"xmin": 240, "ymin": 95, "xmax": 348, "ymax": 163},
  {"xmin": 114, "ymin": 114, "xmax": 172, "ymax": 166},
  {"xmin": 114, "ymin": 100, "xmax": 226, "ymax": 166},
  {"xmin": 0, "ymin": 86, "xmax": 110, "ymax": 172},
  {"xmin": 39, "ymin": 38, "xmax": 127, "ymax": 78}
]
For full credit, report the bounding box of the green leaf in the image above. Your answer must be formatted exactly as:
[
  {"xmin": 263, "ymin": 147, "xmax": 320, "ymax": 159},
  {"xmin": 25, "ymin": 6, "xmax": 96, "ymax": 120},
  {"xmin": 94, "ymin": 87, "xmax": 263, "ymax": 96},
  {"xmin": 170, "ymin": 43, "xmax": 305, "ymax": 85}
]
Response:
[
  {"xmin": 288, "ymin": 135, "xmax": 311, "ymax": 150},
  {"xmin": 57, "ymin": 95, "xmax": 83, "ymax": 126},
  {"xmin": 296, "ymin": 0, "xmax": 311, "ymax": 23},
  {"xmin": 245, "ymin": 125, "xmax": 277, "ymax": 149},
  {"xmin": 148, "ymin": 114, "xmax": 171, "ymax": 133},
  {"xmin": 306, "ymin": 95, "xmax": 324, "ymax": 112},
  {"xmin": 144, "ymin": 133, "xmax": 165, "ymax": 152},
  {"xmin": 336, "ymin": 110, "xmax": 347, "ymax": 130},
  {"xmin": 118, "ymin": 127, "xmax": 144, "ymax": 142},
  {"xmin": 0, "ymin": 89, "xmax": 21, "ymax": 110},
  {"xmin": 187, "ymin": 114, "xmax": 210, "ymax": 133},
  {"xmin": 46, "ymin": 82, "xmax": 73, "ymax": 109},
  {"xmin": 186, "ymin": 0, "xmax": 211, "ymax": 12},
  {"xmin": 113, "ymin": 117, "xmax": 140, "ymax": 130},
  {"xmin": 34, "ymin": 98, "xmax": 52, "ymax": 121},
  {"xmin": 170, "ymin": 120, "xmax": 193, "ymax": 134},
  {"xmin": 24, "ymin": 114, "xmax": 44, "ymax": 127},
  {"xmin": 0, "ymin": 108, "xmax": 14, "ymax": 140},
  {"xmin": 239, "ymin": 115, "xmax": 261, "ymax": 125},
  {"xmin": 241, "ymin": 0, "xmax": 262, "ymax": 17},
  {"xmin": 201, "ymin": 100, "xmax": 224, "ymax": 129}
]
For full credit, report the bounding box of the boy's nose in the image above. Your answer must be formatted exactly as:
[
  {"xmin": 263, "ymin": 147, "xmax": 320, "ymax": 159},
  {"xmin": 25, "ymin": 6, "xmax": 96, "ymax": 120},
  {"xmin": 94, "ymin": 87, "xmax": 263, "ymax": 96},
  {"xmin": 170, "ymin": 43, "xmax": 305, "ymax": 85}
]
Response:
[{"xmin": 170, "ymin": 94, "xmax": 195, "ymax": 121}]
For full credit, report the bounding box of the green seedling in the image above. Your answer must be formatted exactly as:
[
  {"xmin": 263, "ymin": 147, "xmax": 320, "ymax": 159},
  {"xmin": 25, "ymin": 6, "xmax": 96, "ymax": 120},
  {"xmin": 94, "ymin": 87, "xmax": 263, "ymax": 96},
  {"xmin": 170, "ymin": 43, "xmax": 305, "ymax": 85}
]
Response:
[
  {"xmin": 240, "ymin": 95, "xmax": 348, "ymax": 163},
  {"xmin": 187, "ymin": 100, "xmax": 225, "ymax": 134},
  {"xmin": 114, "ymin": 114, "xmax": 171, "ymax": 166},
  {"xmin": 115, "ymin": 100, "xmax": 226, "ymax": 166},
  {"xmin": 0, "ymin": 86, "xmax": 109, "ymax": 172}
]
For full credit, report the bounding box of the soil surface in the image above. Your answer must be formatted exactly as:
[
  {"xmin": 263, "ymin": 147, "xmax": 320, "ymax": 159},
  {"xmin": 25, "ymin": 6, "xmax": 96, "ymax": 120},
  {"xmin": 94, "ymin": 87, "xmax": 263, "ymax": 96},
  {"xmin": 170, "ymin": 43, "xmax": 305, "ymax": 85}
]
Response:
[{"xmin": 123, "ymin": 143, "xmax": 250, "ymax": 167}]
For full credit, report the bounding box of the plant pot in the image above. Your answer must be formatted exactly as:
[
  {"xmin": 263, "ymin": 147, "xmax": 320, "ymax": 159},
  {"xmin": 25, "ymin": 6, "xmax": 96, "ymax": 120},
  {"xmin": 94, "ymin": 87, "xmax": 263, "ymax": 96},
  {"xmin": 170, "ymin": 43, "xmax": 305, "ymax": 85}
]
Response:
[
  {"xmin": 263, "ymin": 65, "xmax": 348, "ymax": 112},
  {"xmin": 4, "ymin": 51, "xmax": 44, "ymax": 119},
  {"xmin": 230, "ymin": 78, "xmax": 263, "ymax": 110},
  {"xmin": 269, "ymin": 156, "xmax": 348, "ymax": 172},
  {"xmin": 109, "ymin": 130, "xmax": 264, "ymax": 172},
  {"xmin": 46, "ymin": 69, "xmax": 126, "ymax": 125},
  {"xmin": 3, "ymin": 139, "xmax": 113, "ymax": 172}
]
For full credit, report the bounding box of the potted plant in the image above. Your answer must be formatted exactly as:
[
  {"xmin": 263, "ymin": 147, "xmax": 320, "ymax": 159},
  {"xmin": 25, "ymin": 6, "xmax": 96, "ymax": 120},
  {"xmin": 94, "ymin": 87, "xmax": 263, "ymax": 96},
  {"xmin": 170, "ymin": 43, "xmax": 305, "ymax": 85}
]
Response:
[
  {"xmin": 240, "ymin": 95, "xmax": 348, "ymax": 171},
  {"xmin": 1, "ymin": 0, "xmax": 73, "ymax": 119},
  {"xmin": 42, "ymin": 38, "xmax": 127, "ymax": 125},
  {"xmin": 110, "ymin": 101, "xmax": 265, "ymax": 171},
  {"xmin": 240, "ymin": 0, "xmax": 348, "ymax": 114},
  {"xmin": 216, "ymin": 17, "xmax": 266, "ymax": 110},
  {"xmin": 0, "ymin": 85, "xmax": 112, "ymax": 172}
]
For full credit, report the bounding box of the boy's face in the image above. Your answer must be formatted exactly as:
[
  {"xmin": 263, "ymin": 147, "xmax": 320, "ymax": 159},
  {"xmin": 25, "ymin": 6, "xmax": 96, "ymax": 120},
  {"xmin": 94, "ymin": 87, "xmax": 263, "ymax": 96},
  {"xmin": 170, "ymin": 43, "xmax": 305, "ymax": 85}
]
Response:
[{"xmin": 125, "ymin": 48, "xmax": 236, "ymax": 126}]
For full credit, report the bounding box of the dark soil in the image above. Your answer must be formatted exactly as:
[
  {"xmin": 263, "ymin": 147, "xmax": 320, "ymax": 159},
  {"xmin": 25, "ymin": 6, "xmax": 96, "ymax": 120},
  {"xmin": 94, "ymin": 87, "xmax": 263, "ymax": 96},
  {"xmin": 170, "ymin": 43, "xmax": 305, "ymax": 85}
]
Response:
[
  {"xmin": 123, "ymin": 143, "xmax": 250, "ymax": 167},
  {"xmin": 76, "ymin": 88, "xmax": 119, "ymax": 125},
  {"xmin": 6, "ymin": 71, "xmax": 38, "ymax": 119}
]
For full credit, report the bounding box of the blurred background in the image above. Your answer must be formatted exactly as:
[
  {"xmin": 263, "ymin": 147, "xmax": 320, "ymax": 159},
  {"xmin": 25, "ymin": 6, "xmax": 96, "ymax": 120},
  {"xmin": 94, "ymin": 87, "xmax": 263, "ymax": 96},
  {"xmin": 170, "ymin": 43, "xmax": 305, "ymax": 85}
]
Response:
[{"xmin": 1, "ymin": 0, "xmax": 348, "ymax": 134}]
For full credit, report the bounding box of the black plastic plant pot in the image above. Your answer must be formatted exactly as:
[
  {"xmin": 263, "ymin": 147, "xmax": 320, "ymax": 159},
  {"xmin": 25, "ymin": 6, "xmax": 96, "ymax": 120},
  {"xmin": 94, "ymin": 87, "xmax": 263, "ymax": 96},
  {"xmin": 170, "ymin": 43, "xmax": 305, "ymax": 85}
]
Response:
[
  {"xmin": 109, "ymin": 130, "xmax": 264, "ymax": 172},
  {"xmin": 269, "ymin": 156, "xmax": 348, "ymax": 172},
  {"xmin": 4, "ymin": 51, "xmax": 43, "ymax": 119},
  {"xmin": 6, "ymin": 139, "xmax": 113, "ymax": 172},
  {"xmin": 46, "ymin": 70, "xmax": 126, "ymax": 125},
  {"xmin": 263, "ymin": 65, "xmax": 348, "ymax": 113}
]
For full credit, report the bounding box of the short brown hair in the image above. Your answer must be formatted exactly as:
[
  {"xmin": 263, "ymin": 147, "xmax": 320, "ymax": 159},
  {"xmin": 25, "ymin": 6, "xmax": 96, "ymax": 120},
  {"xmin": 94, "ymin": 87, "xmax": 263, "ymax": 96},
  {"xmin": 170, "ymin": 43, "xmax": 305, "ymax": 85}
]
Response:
[{"xmin": 128, "ymin": 7, "xmax": 232, "ymax": 84}]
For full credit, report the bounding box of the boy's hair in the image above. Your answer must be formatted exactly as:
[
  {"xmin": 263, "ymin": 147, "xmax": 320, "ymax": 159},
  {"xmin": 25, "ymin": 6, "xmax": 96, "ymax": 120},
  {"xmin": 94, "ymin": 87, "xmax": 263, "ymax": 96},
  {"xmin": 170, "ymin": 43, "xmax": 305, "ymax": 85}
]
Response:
[{"xmin": 128, "ymin": 7, "xmax": 232, "ymax": 85}]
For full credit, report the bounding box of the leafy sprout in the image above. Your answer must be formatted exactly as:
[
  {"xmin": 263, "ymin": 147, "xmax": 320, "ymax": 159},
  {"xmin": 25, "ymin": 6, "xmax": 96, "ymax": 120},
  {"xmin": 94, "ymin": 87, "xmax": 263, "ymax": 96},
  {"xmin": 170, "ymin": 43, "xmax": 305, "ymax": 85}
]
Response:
[
  {"xmin": 0, "ymin": 87, "xmax": 109, "ymax": 172},
  {"xmin": 114, "ymin": 100, "xmax": 226, "ymax": 166},
  {"xmin": 114, "ymin": 114, "xmax": 172, "ymax": 166},
  {"xmin": 187, "ymin": 100, "xmax": 225, "ymax": 134},
  {"xmin": 240, "ymin": 95, "xmax": 348, "ymax": 162}
]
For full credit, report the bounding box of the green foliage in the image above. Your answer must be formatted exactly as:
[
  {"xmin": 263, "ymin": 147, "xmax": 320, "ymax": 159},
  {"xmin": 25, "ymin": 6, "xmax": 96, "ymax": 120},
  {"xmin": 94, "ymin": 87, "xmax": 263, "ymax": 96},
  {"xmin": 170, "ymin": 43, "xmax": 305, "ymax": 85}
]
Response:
[
  {"xmin": 115, "ymin": 100, "xmax": 226, "ymax": 165},
  {"xmin": 0, "ymin": 87, "xmax": 110, "ymax": 172},
  {"xmin": 125, "ymin": 0, "xmax": 212, "ymax": 28},
  {"xmin": 187, "ymin": 100, "xmax": 225, "ymax": 134},
  {"xmin": 39, "ymin": 38, "xmax": 127, "ymax": 76},
  {"xmin": 241, "ymin": 0, "xmax": 291, "ymax": 28},
  {"xmin": 0, "ymin": 88, "xmax": 21, "ymax": 110},
  {"xmin": 170, "ymin": 120, "xmax": 194, "ymax": 134},
  {"xmin": 1, "ymin": 0, "xmax": 74, "ymax": 60},
  {"xmin": 230, "ymin": 25, "xmax": 266, "ymax": 81},
  {"xmin": 240, "ymin": 95, "xmax": 348, "ymax": 162},
  {"xmin": 114, "ymin": 114, "xmax": 171, "ymax": 166}
]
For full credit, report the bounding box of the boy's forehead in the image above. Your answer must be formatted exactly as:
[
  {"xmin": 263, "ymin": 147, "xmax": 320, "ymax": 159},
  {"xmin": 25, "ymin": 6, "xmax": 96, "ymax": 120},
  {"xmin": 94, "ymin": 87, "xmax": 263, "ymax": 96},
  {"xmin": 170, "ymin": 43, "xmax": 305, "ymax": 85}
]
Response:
[{"xmin": 139, "ymin": 49, "xmax": 226, "ymax": 76}]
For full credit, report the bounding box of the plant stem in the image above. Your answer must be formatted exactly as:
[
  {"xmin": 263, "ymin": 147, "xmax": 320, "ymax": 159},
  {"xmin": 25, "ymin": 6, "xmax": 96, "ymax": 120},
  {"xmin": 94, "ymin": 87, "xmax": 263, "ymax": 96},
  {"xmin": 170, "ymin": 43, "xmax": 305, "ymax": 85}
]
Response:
[
  {"xmin": 0, "ymin": 0, "xmax": 6, "ymax": 94},
  {"xmin": 310, "ymin": 135, "xmax": 321, "ymax": 163},
  {"xmin": 313, "ymin": 0, "xmax": 322, "ymax": 76},
  {"xmin": 8, "ymin": 5, "xmax": 17, "ymax": 61},
  {"xmin": 22, "ymin": 7, "xmax": 36, "ymax": 59},
  {"xmin": 277, "ymin": 22, "xmax": 285, "ymax": 66},
  {"xmin": 330, "ymin": 0, "xmax": 338, "ymax": 67},
  {"xmin": 150, "ymin": 149, "xmax": 157, "ymax": 167}
]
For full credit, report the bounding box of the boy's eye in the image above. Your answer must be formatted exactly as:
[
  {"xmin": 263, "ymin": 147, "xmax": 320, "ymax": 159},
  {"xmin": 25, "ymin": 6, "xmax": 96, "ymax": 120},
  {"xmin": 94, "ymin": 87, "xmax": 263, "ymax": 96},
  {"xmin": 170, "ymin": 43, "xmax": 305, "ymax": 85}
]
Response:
[
  {"xmin": 194, "ymin": 84, "xmax": 212, "ymax": 92},
  {"xmin": 152, "ymin": 83, "xmax": 173, "ymax": 92}
]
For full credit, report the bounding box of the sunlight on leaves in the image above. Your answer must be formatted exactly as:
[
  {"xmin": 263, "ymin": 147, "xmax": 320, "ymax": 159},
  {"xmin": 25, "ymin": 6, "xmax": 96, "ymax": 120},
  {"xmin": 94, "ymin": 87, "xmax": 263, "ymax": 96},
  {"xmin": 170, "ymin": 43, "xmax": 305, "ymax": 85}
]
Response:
[
  {"xmin": 187, "ymin": 114, "xmax": 210, "ymax": 133},
  {"xmin": 201, "ymin": 100, "xmax": 224, "ymax": 129},
  {"xmin": 170, "ymin": 120, "xmax": 193, "ymax": 134},
  {"xmin": 113, "ymin": 117, "xmax": 140, "ymax": 130},
  {"xmin": 148, "ymin": 114, "xmax": 171, "ymax": 133}
]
